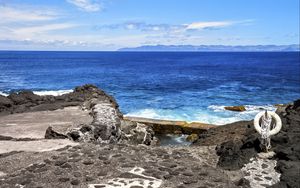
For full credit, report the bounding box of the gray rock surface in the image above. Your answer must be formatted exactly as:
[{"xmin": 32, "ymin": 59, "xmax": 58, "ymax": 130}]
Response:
[
  {"xmin": 0, "ymin": 143, "xmax": 237, "ymax": 188},
  {"xmin": 120, "ymin": 120, "xmax": 158, "ymax": 145},
  {"xmin": 0, "ymin": 106, "xmax": 92, "ymax": 140}
]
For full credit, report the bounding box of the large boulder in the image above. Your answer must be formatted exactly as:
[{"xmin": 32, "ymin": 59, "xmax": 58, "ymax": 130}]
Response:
[
  {"xmin": 41, "ymin": 85, "xmax": 123, "ymax": 144},
  {"xmin": 90, "ymin": 102, "xmax": 122, "ymax": 143},
  {"xmin": 216, "ymin": 135, "xmax": 261, "ymax": 170},
  {"xmin": 120, "ymin": 120, "xmax": 157, "ymax": 145},
  {"xmin": 45, "ymin": 126, "xmax": 68, "ymax": 139}
]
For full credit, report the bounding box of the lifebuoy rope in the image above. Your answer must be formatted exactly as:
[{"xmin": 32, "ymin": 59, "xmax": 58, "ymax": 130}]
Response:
[{"xmin": 254, "ymin": 111, "xmax": 282, "ymax": 151}]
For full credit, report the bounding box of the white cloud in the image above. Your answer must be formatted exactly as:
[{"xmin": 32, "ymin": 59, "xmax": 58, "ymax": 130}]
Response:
[
  {"xmin": 12, "ymin": 23, "xmax": 77, "ymax": 37},
  {"xmin": 0, "ymin": 5, "xmax": 57, "ymax": 23},
  {"xmin": 66, "ymin": 0, "xmax": 102, "ymax": 12},
  {"xmin": 95, "ymin": 20, "xmax": 253, "ymax": 33},
  {"xmin": 185, "ymin": 21, "xmax": 234, "ymax": 30}
]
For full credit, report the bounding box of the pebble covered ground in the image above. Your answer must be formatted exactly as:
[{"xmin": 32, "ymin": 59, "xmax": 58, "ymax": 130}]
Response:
[{"xmin": 0, "ymin": 143, "xmax": 237, "ymax": 188}]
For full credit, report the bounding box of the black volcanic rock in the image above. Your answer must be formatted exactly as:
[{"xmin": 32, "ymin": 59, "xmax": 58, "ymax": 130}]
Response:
[
  {"xmin": 8, "ymin": 90, "xmax": 42, "ymax": 105},
  {"xmin": 0, "ymin": 95, "xmax": 13, "ymax": 112},
  {"xmin": 45, "ymin": 127, "xmax": 68, "ymax": 139},
  {"xmin": 216, "ymin": 135, "xmax": 261, "ymax": 170},
  {"xmin": 270, "ymin": 99, "xmax": 300, "ymax": 188},
  {"xmin": 196, "ymin": 99, "xmax": 300, "ymax": 187},
  {"xmin": 0, "ymin": 84, "xmax": 121, "ymax": 117}
]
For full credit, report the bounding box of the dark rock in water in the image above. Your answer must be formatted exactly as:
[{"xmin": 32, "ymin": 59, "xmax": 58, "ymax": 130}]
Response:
[
  {"xmin": 224, "ymin": 106, "xmax": 246, "ymax": 112},
  {"xmin": 45, "ymin": 127, "xmax": 68, "ymax": 139}
]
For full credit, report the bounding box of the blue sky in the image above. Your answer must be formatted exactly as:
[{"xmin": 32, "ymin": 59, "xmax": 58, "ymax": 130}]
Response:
[{"xmin": 0, "ymin": 0, "xmax": 299, "ymax": 50}]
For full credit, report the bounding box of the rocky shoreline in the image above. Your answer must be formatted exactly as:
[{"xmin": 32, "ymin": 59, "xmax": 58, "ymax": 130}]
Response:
[{"xmin": 0, "ymin": 84, "xmax": 299, "ymax": 188}]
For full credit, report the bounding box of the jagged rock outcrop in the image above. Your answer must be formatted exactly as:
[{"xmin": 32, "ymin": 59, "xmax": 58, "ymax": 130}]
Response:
[
  {"xmin": 38, "ymin": 85, "xmax": 123, "ymax": 144},
  {"xmin": 0, "ymin": 84, "xmax": 121, "ymax": 117},
  {"xmin": 39, "ymin": 85, "xmax": 155, "ymax": 145},
  {"xmin": 120, "ymin": 120, "xmax": 158, "ymax": 145},
  {"xmin": 194, "ymin": 120, "xmax": 261, "ymax": 170}
]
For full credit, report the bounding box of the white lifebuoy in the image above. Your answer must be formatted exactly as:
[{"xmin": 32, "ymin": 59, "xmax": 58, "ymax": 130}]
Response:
[{"xmin": 254, "ymin": 111, "xmax": 282, "ymax": 136}]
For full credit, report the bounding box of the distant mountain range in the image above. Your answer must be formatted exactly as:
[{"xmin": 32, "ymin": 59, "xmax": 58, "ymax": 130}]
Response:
[{"xmin": 118, "ymin": 44, "xmax": 300, "ymax": 52}]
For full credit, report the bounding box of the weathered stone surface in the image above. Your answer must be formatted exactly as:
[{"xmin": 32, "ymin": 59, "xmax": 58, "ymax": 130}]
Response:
[
  {"xmin": 45, "ymin": 126, "xmax": 68, "ymax": 139},
  {"xmin": 194, "ymin": 121, "xmax": 255, "ymax": 146},
  {"xmin": 90, "ymin": 103, "xmax": 122, "ymax": 143},
  {"xmin": 0, "ymin": 95, "xmax": 13, "ymax": 111},
  {"xmin": 186, "ymin": 133, "xmax": 198, "ymax": 143},
  {"xmin": 120, "ymin": 120, "xmax": 157, "ymax": 145},
  {"xmin": 0, "ymin": 143, "xmax": 236, "ymax": 188},
  {"xmin": 123, "ymin": 116, "xmax": 214, "ymax": 134},
  {"xmin": 270, "ymin": 99, "xmax": 300, "ymax": 188}
]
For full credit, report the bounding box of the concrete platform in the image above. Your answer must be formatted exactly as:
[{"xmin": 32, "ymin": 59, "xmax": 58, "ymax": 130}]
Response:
[
  {"xmin": 123, "ymin": 116, "xmax": 215, "ymax": 134},
  {"xmin": 0, "ymin": 106, "xmax": 93, "ymax": 139},
  {"xmin": 0, "ymin": 139, "xmax": 78, "ymax": 154}
]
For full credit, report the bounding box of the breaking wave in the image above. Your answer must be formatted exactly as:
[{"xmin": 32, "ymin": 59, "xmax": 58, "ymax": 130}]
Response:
[
  {"xmin": 125, "ymin": 104, "xmax": 277, "ymax": 125},
  {"xmin": 0, "ymin": 90, "xmax": 73, "ymax": 97},
  {"xmin": 33, "ymin": 90, "xmax": 73, "ymax": 96},
  {"xmin": 0, "ymin": 92, "xmax": 8, "ymax": 96}
]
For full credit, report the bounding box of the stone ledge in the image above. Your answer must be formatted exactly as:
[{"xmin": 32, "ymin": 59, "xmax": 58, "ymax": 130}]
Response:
[{"xmin": 123, "ymin": 116, "xmax": 215, "ymax": 134}]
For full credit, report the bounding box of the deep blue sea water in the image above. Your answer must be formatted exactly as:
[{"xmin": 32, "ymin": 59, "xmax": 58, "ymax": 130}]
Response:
[{"xmin": 0, "ymin": 51, "xmax": 299, "ymax": 125}]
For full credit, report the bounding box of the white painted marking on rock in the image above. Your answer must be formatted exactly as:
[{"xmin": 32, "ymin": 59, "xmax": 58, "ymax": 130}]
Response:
[
  {"xmin": 0, "ymin": 171, "xmax": 6, "ymax": 177},
  {"xmin": 242, "ymin": 157, "xmax": 280, "ymax": 188},
  {"xmin": 89, "ymin": 167, "xmax": 162, "ymax": 188}
]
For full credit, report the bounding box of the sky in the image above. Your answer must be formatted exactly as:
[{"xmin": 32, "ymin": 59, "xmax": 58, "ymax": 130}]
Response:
[{"xmin": 0, "ymin": 0, "xmax": 299, "ymax": 51}]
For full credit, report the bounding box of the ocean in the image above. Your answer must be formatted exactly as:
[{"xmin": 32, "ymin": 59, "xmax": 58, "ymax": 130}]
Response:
[{"xmin": 0, "ymin": 51, "xmax": 299, "ymax": 125}]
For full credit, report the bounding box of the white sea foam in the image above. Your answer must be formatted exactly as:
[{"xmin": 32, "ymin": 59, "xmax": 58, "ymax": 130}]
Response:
[
  {"xmin": 0, "ymin": 92, "xmax": 8, "ymax": 96},
  {"xmin": 33, "ymin": 90, "xmax": 73, "ymax": 96},
  {"xmin": 208, "ymin": 104, "xmax": 276, "ymax": 112},
  {"xmin": 126, "ymin": 104, "xmax": 277, "ymax": 126},
  {"xmin": 125, "ymin": 108, "xmax": 184, "ymax": 121},
  {"xmin": 0, "ymin": 89, "xmax": 73, "ymax": 96}
]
